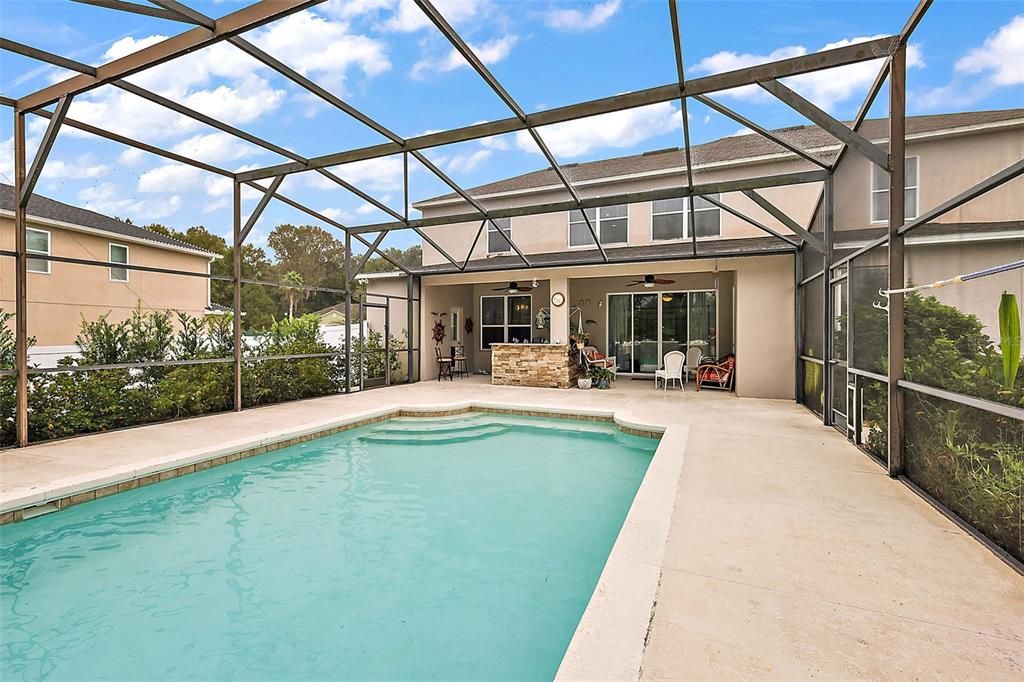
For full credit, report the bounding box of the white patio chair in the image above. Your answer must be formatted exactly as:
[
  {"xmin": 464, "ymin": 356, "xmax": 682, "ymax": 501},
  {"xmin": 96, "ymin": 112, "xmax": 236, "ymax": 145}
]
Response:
[
  {"xmin": 685, "ymin": 346, "xmax": 703, "ymax": 379},
  {"xmin": 654, "ymin": 350, "xmax": 685, "ymax": 391}
]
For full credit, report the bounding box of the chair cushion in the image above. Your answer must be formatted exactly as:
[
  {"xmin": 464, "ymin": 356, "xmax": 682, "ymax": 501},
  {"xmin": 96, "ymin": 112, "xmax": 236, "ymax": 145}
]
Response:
[{"xmin": 586, "ymin": 351, "xmax": 606, "ymax": 361}]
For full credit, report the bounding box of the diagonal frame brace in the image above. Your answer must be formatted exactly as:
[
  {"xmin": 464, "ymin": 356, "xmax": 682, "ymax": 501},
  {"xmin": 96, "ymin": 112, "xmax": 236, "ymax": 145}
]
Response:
[
  {"xmin": 760, "ymin": 79, "xmax": 890, "ymax": 171},
  {"xmin": 743, "ymin": 189, "xmax": 825, "ymax": 252},
  {"xmin": 350, "ymin": 231, "xmax": 389, "ymax": 281},
  {"xmin": 413, "ymin": 0, "xmax": 600, "ymax": 262},
  {"xmin": 699, "ymin": 195, "xmax": 801, "ymax": 248},
  {"xmin": 21, "ymin": 94, "xmax": 74, "ymax": 206},
  {"xmin": 239, "ymin": 175, "xmax": 284, "ymax": 244}
]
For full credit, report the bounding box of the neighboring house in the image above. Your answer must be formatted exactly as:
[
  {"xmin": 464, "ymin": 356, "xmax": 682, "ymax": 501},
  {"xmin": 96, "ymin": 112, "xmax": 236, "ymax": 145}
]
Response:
[
  {"xmin": 384, "ymin": 108, "xmax": 1022, "ymax": 398},
  {"xmin": 0, "ymin": 184, "xmax": 219, "ymax": 360}
]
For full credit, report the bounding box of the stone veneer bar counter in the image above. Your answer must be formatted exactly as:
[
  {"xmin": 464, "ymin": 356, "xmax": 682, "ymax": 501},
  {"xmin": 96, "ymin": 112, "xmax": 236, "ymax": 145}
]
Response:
[{"xmin": 490, "ymin": 343, "xmax": 573, "ymax": 389}]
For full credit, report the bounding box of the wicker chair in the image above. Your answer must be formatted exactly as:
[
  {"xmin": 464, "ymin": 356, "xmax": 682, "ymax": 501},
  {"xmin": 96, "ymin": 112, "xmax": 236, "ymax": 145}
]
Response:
[{"xmin": 695, "ymin": 354, "xmax": 736, "ymax": 391}]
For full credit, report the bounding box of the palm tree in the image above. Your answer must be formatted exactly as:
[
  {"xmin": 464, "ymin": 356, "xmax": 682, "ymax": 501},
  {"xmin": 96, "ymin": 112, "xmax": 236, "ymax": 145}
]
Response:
[{"xmin": 282, "ymin": 270, "xmax": 306, "ymax": 320}]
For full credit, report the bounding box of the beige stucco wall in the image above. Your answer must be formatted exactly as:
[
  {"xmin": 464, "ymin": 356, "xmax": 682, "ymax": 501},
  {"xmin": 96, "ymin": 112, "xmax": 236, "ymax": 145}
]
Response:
[
  {"xmin": 0, "ymin": 216, "xmax": 213, "ymax": 345},
  {"xmin": 420, "ymin": 255, "xmax": 794, "ymax": 399},
  {"xmin": 905, "ymin": 238, "xmax": 1024, "ymax": 342},
  {"xmin": 833, "ymin": 126, "xmax": 1024, "ymax": 231},
  {"xmin": 418, "ymin": 156, "xmax": 821, "ymax": 266},
  {"xmin": 417, "ymin": 121, "xmax": 1023, "ymax": 267}
]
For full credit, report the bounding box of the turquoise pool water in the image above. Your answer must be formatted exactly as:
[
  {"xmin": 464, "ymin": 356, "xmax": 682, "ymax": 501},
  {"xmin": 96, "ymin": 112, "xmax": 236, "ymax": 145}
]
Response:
[{"xmin": 1, "ymin": 413, "xmax": 656, "ymax": 681}]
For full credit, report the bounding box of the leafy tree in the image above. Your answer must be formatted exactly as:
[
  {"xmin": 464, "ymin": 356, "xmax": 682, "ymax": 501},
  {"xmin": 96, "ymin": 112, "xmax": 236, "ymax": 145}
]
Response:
[{"xmin": 362, "ymin": 245, "xmax": 422, "ymax": 273}]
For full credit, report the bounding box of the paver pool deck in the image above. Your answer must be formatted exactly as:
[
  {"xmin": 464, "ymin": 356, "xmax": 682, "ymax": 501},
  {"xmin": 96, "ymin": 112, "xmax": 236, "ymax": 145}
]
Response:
[{"xmin": 1, "ymin": 377, "xmax": 1022, "ymax": 679}]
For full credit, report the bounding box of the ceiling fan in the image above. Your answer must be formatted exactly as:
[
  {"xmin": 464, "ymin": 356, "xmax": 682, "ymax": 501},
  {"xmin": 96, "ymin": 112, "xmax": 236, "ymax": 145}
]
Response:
[
  {"xmin": 628, "ymin": 274, "xmax": 675, "ymax": 288},
  {"xmin": 492, "ymin": 281, "xmax": 534, "ymax": 293}
]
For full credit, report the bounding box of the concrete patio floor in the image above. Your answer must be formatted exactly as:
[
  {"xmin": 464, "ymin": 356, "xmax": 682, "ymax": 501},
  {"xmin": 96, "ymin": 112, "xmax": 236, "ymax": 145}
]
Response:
[{"xmin": 1, "ymin": 376, "xmax": 1021, "ymax": 679}]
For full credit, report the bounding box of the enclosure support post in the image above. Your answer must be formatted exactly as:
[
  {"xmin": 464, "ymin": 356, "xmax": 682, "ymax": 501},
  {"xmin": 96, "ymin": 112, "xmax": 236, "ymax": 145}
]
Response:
[
  {"xmin": 887, "ymin": 46, "xmax": 907, "ymax": 477},
  {"xmin": 406, "ymin": 275, "xmax": 415, "ymax": 384},
  {"xmin": 384, "ymin": 299, "xmax": 391, "ymax": 387},
  {"xmin": 232, "ymin": 179, "xmax": 242, "ymax": 412},
  {"xmin": 821, "ymin": 174, "xmax": 834, "ymax": 426},
  {"xmin": 794, "ymin": 251, "xmax": 802, "ymax": 403},
  {"xmin": 13, "ymin": 111, "xmax": 29, "ymax": 446},
  {"xmin": 344, "ymin": 233, "xmax": 352, "ymax": 395}
]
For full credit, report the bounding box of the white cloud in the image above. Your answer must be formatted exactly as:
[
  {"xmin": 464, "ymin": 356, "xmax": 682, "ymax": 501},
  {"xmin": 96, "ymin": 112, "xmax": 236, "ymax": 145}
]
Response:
[
  {"xmin": 544, "ymin": 0, "xmax": 621, "ymax": 32},
  {"xmin": 956, "ymin": 16, "xmax": 1024, "ymax": 86},
  {"xmin": 78, "ymin": 182, "xmax": 183, "ymax": 221},
  {"xmin": 119, "ymin": 148, "xmax": 147, "ymax": 166},
  {"xmin": 136, "ymin": 163, "xmax": 232, "ymax": 203},
  {"xmin": 309, "ymin": 156, "xmax": 408, "ymax": 192},
  {"xmin": 411, "ymin": 34, "xmax": 518, "ymax": 79},
  {"xmin": 446, "ymin": 148, "xmax": 493, "ymax": 173},
  {"xmin": 323, "ymin": 0, "xmax": 393, "ymax": 20},
  {"xmin": 64, "ymin": 10, "xmax": 390, "ymax": 140},
  {"xmin": 384, "ymin": 0, "xmax": 485, "ymax": 32},
  {"xmin": 39, "ymin": 156, "xmax": 111, "ymax": 180},
  {"xmin": 517, "ymin": 101, "xmax": 681, "ymax": 158},
  {"xmin": 690, "ymin": 36, "xmax": 923, "ymax": 111},
  {"xmin": 171, "ymin": 132, "xmax": 265, "ymax": 163},
  {"xmin": 916, "ymin": 16, "xmax": 1023, "ymax": 110}
]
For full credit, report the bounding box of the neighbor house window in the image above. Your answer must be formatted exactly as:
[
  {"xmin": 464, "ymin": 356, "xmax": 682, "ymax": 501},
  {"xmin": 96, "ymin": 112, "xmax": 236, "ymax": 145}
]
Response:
[
  {"xmin": 109, "ymin": 243, "xmax": 129, "ymax": 282},
  {"xmin": 480, "ymin": 294, "xmax": 531, "ymax": 350},
  {"xmin": 487, "ymin": 217, "xmax": 512, "ymax": 254},
  {"xmin": 569, "ymin": 205, "xmax": 628, "ymax": 247},
  {"xmin": 651, "ymin": 196, "xmax": 721, "ymax": 240},
  {"xmin": 27, "ymin": 228, "xmax": 50, "ymax": 274},
  {"xmin": 871, "ymin": 157, "xmax": 918, "ymax": 223}
]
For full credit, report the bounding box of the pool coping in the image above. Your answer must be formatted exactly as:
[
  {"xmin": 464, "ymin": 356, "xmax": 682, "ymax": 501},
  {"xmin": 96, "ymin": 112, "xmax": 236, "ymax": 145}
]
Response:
[{"xmin": 0, "ymin": 399, "xmax": 684, "ymax": 681}]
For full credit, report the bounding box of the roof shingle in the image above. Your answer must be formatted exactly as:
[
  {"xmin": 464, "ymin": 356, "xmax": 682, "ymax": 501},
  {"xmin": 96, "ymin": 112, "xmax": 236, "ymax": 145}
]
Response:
[
  {"xmin": 0, "ymin": 184, "xmax": 215, "ymax": 255},
  {"xmin": 415, "ymin": 109, "xmax": 1023, "ymax": 206}
]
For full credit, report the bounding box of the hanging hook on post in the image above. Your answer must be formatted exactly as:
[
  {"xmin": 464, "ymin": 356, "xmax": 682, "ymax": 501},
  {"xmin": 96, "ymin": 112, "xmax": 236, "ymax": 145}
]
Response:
[{"xmin": 873, "ymin": 288, "xmax": 889, "ymax": 313}]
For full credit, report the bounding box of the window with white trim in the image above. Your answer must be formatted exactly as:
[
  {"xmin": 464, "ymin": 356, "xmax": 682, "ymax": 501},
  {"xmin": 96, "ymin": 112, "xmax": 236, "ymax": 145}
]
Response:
[
  {"xmin": 651, "ymin": 198, "xmax": 685, "ymax": 240},
  {"xmin": 480, "ymin": 294, "xmax": 531, "ymax": 350},
  {"xmin": 569, "ymin": 205, "xmax": 628, "ymax": 247},
  {"xmin": 27, "ymin": 228, "xmax": 50, "ymax": 274},
  {"xmin": 871, "ymin": 156, "xmax": 918, "ymax": 223},
  {"xmin": 486, "ymin": 217, "xmax": 512, "ymax": 254},
  {"xmin": 691, "ymin": 194, "xmax": 721, "ymax": 237},
  {"xmin": 109, "ymin": 243, "xmax": 129, "ymax": 282},
  {"xmin": 651, "ymin": 195, "xmax": 721, "ymax": 241}
]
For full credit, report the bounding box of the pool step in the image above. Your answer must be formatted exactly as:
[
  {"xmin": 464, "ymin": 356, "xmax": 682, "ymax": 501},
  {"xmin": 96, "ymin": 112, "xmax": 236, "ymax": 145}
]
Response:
[
  {"xmin": 371, "ymin": 420, "xmax": 495, "ymax": 436},
  {"xmin": 359, "ymin": 424, "xmax": 509, "ymax": 445}
]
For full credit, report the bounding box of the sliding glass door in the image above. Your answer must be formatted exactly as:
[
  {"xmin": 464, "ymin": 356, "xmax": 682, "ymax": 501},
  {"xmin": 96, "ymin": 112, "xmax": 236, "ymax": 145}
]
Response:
[{"xmin": 607, "ymin": 290, "xmax": 717, "ymax": 375}]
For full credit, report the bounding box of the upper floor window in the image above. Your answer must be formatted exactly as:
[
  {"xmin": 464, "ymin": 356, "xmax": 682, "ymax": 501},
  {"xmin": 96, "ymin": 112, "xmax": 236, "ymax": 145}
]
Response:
[
  {"xmin": 487, "ymin": 217, "xmax": 512, "ymax": 254},
  {"xmin": 871, "ymin": 157, "xmax": 918, "ymax": 223},
  {"xmin": 651, "ymin": 195, "xmax": 721, "ymax": 241},
  {"xmin": 27, "ymin": 228, "xmax": 50, "ymax": 274},
  {"xmin": 569, "ymin": 205, "xmax": 628, "ymax": 247},
  {"xmin": 109, "ymin": 243, "xmax": 129, "ymax": 282}
]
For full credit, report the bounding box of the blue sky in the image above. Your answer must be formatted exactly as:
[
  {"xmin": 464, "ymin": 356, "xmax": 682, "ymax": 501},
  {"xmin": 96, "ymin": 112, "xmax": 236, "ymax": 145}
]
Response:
[{"xmin": 1, "ymin": 0, "xmax": 1021, "ymax": 255}]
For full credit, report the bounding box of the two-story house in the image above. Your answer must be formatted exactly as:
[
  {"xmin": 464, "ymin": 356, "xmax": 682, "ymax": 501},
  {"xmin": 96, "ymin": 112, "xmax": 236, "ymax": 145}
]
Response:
[
  {"xmin": 395, "ymin": 108, "xmax": 1022, "ymax": 398},
  {"xmin": 1, "ymin": 185, "xmax": 219, "ymax": 364}
]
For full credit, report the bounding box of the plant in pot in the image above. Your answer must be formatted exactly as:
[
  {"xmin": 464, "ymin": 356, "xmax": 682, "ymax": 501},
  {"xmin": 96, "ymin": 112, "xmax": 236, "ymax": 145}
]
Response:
[{"xmin": 589, "ymin": 365, "xmax": 615, "ymax": 389}]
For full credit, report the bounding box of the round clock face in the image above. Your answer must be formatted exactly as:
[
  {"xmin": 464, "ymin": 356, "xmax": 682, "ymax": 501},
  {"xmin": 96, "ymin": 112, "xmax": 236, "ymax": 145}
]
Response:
[{"xmin": 551, "ymin": 292, "xmax": 565, "ymax": 307}]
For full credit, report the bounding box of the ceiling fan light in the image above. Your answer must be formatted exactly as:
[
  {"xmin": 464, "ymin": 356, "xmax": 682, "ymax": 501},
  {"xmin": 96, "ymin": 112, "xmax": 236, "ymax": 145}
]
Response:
[{"xmin": 643, "ymin": 282, "xmax": 654, "ymax": 288}]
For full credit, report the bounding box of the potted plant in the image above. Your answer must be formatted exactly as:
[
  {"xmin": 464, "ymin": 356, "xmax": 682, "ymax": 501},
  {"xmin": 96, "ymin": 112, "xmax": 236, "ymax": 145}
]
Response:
[
  {"xmin": 589, "ymin": 365, "xmax": 615, "ymax": 389},
  {"xmin": 577, "ymin": 375, "xmax": 592, "ymax": 389}
]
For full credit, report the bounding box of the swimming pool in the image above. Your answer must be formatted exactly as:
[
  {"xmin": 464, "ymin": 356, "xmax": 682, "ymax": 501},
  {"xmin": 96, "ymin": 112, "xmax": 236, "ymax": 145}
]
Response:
[{"xmin": 1, "ymin": 412, "xmax": 657, "ymax": 681}]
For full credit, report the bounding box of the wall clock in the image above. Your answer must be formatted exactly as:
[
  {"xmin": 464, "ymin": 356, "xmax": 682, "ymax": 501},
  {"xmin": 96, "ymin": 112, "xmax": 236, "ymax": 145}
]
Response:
[{"xmin": 551, "ymin": 292, "xmax": 565, "ymax": 307}]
